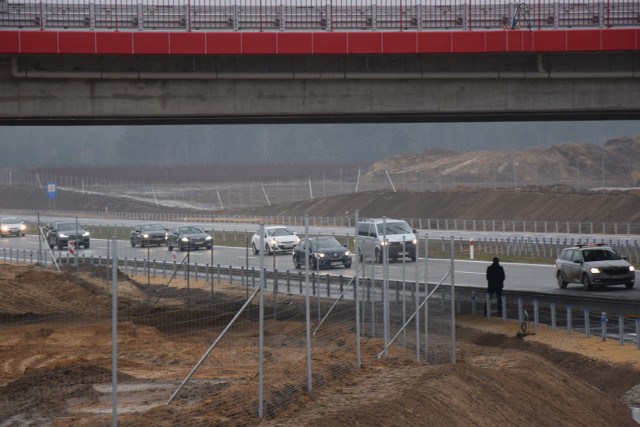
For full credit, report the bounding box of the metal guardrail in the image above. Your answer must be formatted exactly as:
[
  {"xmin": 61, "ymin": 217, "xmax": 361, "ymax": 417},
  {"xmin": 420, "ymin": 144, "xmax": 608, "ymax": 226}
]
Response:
[
  {"xmin": 1, "ymin": 0, "xmax": 638, "ymax": 31},
  {"xmin": 3, "ymin": 207, "xmax": 640, "ymax": 236},
  {"xmin": 3, "ymin": 249, "xmax": 639, "ymax": 347}
]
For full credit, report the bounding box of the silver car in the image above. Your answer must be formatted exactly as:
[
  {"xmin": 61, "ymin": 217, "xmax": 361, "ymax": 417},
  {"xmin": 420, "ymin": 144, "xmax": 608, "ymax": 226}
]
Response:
[
  {"xmin": 555, "ymin": 245, "xmax": 635, "ymax": 290},
  {"xmin": 0, "ymin": 218, "xmax": 26, "ymax": 237}
]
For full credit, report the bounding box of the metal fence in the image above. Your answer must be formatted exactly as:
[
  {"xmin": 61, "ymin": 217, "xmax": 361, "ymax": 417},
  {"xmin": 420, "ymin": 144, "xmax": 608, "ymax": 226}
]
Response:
[
  {"xmin": 0, "ymin": 231, "xmax": 455, "ymax": 424},
  {"xmin": 1, "ymin": 0, "xmax": 638, "ymax": 31},
  {"xmin": 1, "ymin": 230, "xmax": 638, "ymax": 423}
]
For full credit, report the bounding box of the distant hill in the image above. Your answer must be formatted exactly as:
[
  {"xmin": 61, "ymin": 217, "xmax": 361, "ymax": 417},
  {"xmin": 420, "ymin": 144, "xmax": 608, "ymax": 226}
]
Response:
[{"xmin": 362, "ymin": 135, "xmax": 640, "ymax": 190}]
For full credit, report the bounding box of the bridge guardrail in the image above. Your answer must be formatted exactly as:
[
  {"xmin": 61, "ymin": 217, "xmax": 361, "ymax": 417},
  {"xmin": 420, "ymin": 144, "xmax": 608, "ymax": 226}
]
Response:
[{"xmin": 1, "ymin": 0, "xmax": 638, "ymax": 31}]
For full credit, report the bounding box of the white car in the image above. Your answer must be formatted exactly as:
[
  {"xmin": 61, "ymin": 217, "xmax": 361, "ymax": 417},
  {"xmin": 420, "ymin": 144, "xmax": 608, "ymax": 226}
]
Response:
[
  {"xmin": 0, "ymin": 218, "xmax": 27, "ymax": 237},
  {"xmin": 251, "ymin": 226, "xmax": 300, "ymax": 255}
]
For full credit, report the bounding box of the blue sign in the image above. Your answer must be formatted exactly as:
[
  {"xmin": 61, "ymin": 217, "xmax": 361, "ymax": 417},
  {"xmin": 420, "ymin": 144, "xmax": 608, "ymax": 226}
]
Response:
[{"xmin": 47, "ymin": 183, "xmax": 57, "ymax": 199}]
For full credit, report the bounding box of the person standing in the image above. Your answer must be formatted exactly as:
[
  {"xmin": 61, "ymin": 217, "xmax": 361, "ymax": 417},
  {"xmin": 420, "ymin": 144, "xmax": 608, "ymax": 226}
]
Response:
[{"xmin": 486, "ymin": 257, "xmax": 505, "ymax": 316}]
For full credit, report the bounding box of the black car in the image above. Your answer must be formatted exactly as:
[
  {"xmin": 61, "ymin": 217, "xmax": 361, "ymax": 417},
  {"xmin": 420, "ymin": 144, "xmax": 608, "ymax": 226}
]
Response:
[
  {"xmin": 130, "ymin": 223, "xmax": 167, "ymax": 247},
  {"xmin": 166, "ymin": 225, "xmax": 213, "ymax": 251},
  {"xmin": 293, "ymin": 236, "xmax": 352, "ymax": 269},
  {"xmin": 44, "ymin": 221, "xmax": 90, "ymax": 250}
]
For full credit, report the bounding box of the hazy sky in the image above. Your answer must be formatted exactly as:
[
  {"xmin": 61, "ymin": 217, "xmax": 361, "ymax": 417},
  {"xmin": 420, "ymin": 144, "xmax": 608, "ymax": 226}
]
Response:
[{"xmin": 1, "ymin": 120, "xmax": 640, "ymax": 168}]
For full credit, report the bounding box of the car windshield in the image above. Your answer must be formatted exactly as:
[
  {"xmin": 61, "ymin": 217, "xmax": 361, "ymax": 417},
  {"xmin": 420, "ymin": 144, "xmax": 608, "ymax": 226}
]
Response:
[
  {"xmin": 376, "ymin": 221, "xmax": 412, "ymax": 235},
  {"xmin": 58, "ymin": 223, "xmax": 82, "ymax": 231},
  {"xmin": 582, "ymin": 249, "xmax": 622, "ymax": 262},
  {"xmin": 314, "ymin": 237, "xmax": 342, "ymax": 249},
  {"xmin": 268, "ymin": 228, "xmax": 294, "ymax": 237},
  {"xmin": 141, "ymin": 224, "xmax": 164, "ymax": 232},
  {"xmin": 179, "ymin": 226, "xmax": 205, "ymax": 234},
  {"xmin": 2, "ymin": 218, "xmax": 19, "ymax": 224}
]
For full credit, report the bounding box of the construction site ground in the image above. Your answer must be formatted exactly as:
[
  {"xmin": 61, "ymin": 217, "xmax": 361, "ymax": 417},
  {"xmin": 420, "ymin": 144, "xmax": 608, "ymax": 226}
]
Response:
[{"xmin": 0, "ymin": 263, "xmax": 639, "ymax": 426}]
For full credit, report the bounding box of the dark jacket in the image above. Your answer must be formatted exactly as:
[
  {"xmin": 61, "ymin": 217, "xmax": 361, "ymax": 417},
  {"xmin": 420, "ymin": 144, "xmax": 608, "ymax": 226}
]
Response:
[{"xmin": 486, "ymin": 262, "xmax": 505, "ymax": 290}]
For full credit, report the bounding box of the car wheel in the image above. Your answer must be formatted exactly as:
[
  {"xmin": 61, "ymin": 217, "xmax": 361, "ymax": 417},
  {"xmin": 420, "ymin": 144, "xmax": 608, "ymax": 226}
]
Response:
[
  {"xmin": 625, "ymin": 282, "xmax": 635, "ymax": 289},
  {"xmin": 206, "ymin": 244, "xmax": 213, "ymax": 250},
  {"xmin": 130, "ymin": 239, "xmax": 136, "ymax": 248},
  {"xmin": 294, "ymin": 255, "xmax": 301, "ymax": 269},
  {"xmin": 344, "ymin": 261, "xmax": 352, "ymax": 269},
  {"xmin": 265, "ymin": 244, "xmax": 273, "ymax": 255},
  {"xmin": 84, "ymin": 242, "xmax": 90, "ymax": 249},
  {"xmin": 410, "ymin": 254, "xmax": 416, "ymax": 262},
  {"xmin": 556, "ymin": 272, "xmax": 568, "ymax": 289},
  {"xmin": 357, "ymin": 249, "xmax": 363, "ymax": 262},
  {"xmin": 179, "ymin": 243, "xmax": 186, "ymax": 252},
  {"xmin": 582, "ymin": 274, "xmax": 593, "ymax": 291},
  {"xmin": 252, "ymin": 243, "xmax": 259, "ymax": 255},
  {"xmin": 167, "ymin": 242, "xmax": 173, "ymax": 251}
]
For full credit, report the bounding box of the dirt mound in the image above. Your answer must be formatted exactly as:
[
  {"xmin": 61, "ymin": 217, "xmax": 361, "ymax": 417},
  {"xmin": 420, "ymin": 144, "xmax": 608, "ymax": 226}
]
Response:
[
  {"xmin": 0, "ymin": 264, "xmax": 639, "ymax": 426},
  {"xmin": 228, "ymin": 189, "xmax": 640, "ymax": 223}
]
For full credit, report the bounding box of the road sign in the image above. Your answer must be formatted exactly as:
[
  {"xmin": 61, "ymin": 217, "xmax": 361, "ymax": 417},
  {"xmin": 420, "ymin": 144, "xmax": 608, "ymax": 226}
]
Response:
[
  {"xmin": 68, "ymin": 240, "xmax": 75, "ymax": 255},
  {"xmin": 47, "ymin": 183, "xmax": 57, "ymax": 199}
]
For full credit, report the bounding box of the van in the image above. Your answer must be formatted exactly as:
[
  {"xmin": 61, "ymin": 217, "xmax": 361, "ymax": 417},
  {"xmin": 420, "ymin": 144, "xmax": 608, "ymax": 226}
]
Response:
[{"xmin": 356, "ymin": 218, "xmax": 417, "ymax": 263}]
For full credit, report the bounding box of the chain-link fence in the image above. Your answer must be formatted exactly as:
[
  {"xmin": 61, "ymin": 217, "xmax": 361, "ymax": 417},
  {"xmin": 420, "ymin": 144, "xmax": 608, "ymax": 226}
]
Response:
[{"xmin": 0, "ymin": 228, "xmax": 456, "ymax": 424}]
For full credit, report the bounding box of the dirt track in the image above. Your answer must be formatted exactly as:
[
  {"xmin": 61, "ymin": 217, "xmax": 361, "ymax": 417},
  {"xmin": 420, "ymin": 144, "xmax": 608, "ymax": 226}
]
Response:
[{"xmin": 0, "ymin": 263, "xmax": 639, "ymax": 426}]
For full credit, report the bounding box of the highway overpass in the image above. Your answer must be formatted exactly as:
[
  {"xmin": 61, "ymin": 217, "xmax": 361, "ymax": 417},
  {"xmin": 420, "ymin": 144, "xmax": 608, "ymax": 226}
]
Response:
[{"xmin": 0, "ymin": 0, "xmax": 639, "ymax": 124}]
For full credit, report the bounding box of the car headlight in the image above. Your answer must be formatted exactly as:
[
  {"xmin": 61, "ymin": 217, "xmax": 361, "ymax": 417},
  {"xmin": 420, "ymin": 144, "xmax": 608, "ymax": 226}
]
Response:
[
  {"xmin": 380, "ymin": 241, "xmax": 388, "ymax": 246},
  {"xmin": 590, "ymin": 267, "xmax": 601, "ymax": 274},
  {"xmin": 59, "ymin": 233, "xmax": 68, "ymax": 238},
  {"xmin": 411, "ymin": 239, "xmax": 417, "ymax": 245},
  {"xmin": 314, "ymin": 253, "xmax": 325, "ymax": 259},
  {"xmin": 0, "ymin": 226, "xmax": 7, "ymax": 232},
  {"xmin": 345, "ymin": 250, "xmax": 351, "ymax": 256},
  {"xmin": 181, "ymin": 237, "xmax": 189, "ymax": 242},
  {"xmin": 295, "ymin": 237, "xmax": 301, "ymax": 244},
  {"xmin": 83, "ymin": 231, "xmax": 90, "ymax": 237},
  {"xmin": 205, "ymin": 235, "xmax": 212, "ymax": 241},
  {"xmin": 143, "ymin": 233, "xmax": 149, "ymax": 239},
  {"xmin": 20, "ymin": 224, "xmax": 26, "ymax": 231},
  {"xmin": 270, "ymin": 239, "xmax": 277, "ymax": 246},
  {"xmin": 630, "ymin": 266, "xmax": 635, "ymax": 272}
]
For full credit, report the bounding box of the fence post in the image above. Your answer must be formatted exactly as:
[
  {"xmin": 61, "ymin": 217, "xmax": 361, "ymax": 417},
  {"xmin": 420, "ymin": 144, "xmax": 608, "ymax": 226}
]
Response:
[
  {"xmin": 550, "ymin": 303, "xmax": 557, "ymax": 331},
  {"xmin": 471, "ymin": 291, "xmax": 476, "ymax": 316},
  {"xmin": 566, "ymin": 305, "xmax": 572, "ymax": 335},
  {"xmin": 533, "ymin": 299, "xmax": 539, "ymax": 327},
  {"xmin": 485, "ymin": 293, "xmax": 491, "ymax": 318},
  {"xmin": 501, "ymin": 295, "xmax": 507, "ymax": 320},
  {"xmin": 517, "ymin": 297, "xmax": 523, "ymax": 325},
  {"xmin": 601, "ymin": 312, "xmax": 608, "ymax": 341},
  {"xmin": 636, "ymin": 319, "xmax": 640, "ymax": 350},
  {"xmin": 619, "ymin": 315, "xmax": 625, "ymax": 346},
  {"xmin": 584, "ymin": 308, "xmax": 590, "ymax": 337},
  {"xmin": 326, "ymin": 274, "xmax": 331, "ymax": 297}
]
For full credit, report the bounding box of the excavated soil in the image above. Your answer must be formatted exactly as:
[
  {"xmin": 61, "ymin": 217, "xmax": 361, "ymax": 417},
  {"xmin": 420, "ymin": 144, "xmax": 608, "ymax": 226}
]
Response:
[{"xmin": 0, "ymin": 263, "xmax": 639, "ymax": 426}]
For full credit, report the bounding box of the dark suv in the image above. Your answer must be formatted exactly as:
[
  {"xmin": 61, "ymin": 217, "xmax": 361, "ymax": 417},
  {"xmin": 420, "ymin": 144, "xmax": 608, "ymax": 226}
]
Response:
[
  {"xmin": 130, "ymin": 223, "xmax": 167, "ymax": 247},
  {"xmin": 555, "ymin": 244, "xmax": 635, "ymax": 290},
  {"xmin": 293, "ymin": 236, "xmax": 352, "ymax": 270},
  {"xmin": 44, "ymin": 221, "xmax": 91, "ymax": 250}
]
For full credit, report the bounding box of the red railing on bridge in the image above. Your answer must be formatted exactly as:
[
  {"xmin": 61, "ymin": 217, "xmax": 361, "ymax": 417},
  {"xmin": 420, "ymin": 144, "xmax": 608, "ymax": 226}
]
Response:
[{"xmin": 0, "ymin": 1, "xmax": 638, "ymax": 55}]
